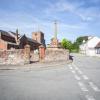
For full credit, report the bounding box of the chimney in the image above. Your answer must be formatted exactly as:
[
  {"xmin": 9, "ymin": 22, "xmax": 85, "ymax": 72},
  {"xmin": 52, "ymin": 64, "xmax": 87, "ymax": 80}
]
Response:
[
  {"xmin": 16, "ymin": 29, "xmax": 18, "ymax": 40},
  {"xmin": 16, "ymin": 29, "xmax": 19, "ymax": 45}
]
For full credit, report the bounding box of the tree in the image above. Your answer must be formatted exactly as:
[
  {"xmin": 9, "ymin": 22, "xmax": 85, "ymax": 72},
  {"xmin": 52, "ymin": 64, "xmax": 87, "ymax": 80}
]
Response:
[
  {"xmin": 61, "ymin": 38, "xmax": 72, "ymax": 51},
  {"xmin": 71, "ymin": 42, "xmax": 79, "ymax": 52},
  {"xmin": 71, "ymin": 36, "xmax": 88, "ymax": 52},
  {"xmin": 76, "ymin": 36, "xmax": 88, "ymax": 45},
  {"xmin": 61, "ymin": 36, "xmax": 88, "ymax": 53}
]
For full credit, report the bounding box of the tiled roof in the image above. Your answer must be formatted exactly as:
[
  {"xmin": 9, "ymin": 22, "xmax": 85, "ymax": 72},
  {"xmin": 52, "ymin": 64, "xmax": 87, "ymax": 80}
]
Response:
[
  {"xmin": 9, "ymin": 31, "xmax": 17, "ymax": 36},
  {"xmin": 21, "ymin": 35, "xmax": 41, "ymax": 45},
  {"xmin": 95, "ymin": 42, "xmax": 100, "ymax": 48},
  {"xmin": 0, "ymin": 30, "xmax": 12, "ymax": 37},
  {"xmin": 27, "ymin": 36, "xmax": 40, "ymax": 44}
]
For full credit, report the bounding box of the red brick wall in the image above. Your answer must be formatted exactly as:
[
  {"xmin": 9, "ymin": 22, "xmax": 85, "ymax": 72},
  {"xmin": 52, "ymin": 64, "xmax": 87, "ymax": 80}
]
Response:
[
  {"xmin": 39, "ymin": 46, "xmax": 45, "ymax": 62},
  {"xmin": 0, "ymin": 49, "xmax": 24, "ymax": 65},
  {"xmin": 32, "ymin": 32, "xmax": 44, "ymax": 43},
  {"xmin": 0, "ymin": 40, "xmax": 7, "ymax": 50}
]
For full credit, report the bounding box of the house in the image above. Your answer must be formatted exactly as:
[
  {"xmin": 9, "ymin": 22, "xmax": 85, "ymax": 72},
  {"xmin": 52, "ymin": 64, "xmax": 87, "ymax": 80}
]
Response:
[
  {"xmin": 95, "ymin": 42, "xmax": 100, "ymax": 56},
  {"xmin": 9, "ymin": 29, "xmax": 20, "ymax": 45},
  {"xmin": 0, "ymin": 30, "xmax": 19, "ymax": 50},
  {"xmin": 0, "ymin": 30, "xmax": 42, "ymax": 50},
  {"xmin": 19, "ymin": 35, "xmax": 41, "ymax": 50},
  {"xmin": 80, "ymin": 36, "xmax": 100, "ymax": 56}
]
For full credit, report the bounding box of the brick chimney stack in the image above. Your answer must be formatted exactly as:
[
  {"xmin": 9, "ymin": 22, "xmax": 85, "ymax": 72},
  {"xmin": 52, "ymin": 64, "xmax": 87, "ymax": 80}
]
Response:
[
  {"xmin": 16, "ymin": 29, "xmax": 18, "ymax": 40},
  {"xmin": 16, "ymin": 29, "xmax": 20, "ymax": 45}
]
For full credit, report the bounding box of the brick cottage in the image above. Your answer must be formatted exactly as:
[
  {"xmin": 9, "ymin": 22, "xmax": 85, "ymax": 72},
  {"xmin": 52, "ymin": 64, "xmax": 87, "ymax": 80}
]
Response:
[{"xmin": 0, "ymin": 30, "xmax": 45, "ymax": 51}]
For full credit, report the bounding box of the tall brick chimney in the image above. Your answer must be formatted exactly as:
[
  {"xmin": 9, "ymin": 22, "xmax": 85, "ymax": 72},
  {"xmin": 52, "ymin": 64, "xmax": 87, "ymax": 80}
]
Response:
[
  {"xmin": 16, "ymin": 29, "xmax": 18, "ymax": 40},
  {"xmin": 16, "ymin": 29, "xmax": 19, "ymax": 45}
]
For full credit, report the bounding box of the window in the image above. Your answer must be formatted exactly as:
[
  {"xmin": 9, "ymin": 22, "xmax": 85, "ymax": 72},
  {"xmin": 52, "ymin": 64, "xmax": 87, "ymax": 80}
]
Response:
[{"xmin": 96, "ymin": 48, "xmax": 100, "ymax": 54}]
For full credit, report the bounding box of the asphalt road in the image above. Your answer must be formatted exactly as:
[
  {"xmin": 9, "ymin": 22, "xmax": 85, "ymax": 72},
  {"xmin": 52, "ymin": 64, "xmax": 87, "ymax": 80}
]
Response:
[{"xmin": 0, "ymin": 53, "xmax": 100, "ymax": 100}]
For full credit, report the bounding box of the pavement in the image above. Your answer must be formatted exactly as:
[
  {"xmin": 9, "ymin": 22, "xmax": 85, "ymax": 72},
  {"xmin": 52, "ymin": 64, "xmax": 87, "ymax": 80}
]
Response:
[{"xmin": 0, "ymin": 53, "xmax": 100, "ymax": 100}]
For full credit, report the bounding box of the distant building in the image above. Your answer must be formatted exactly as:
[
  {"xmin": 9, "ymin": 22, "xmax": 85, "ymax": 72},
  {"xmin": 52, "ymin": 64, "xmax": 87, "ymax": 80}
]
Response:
[
  {"xmin": 0, "ymin": 30, "xmax": 41, "ymax": 50},
  {"xmin": 32, "ymin": 31, "xmax": 46, "ymax": 47},
  {"xmin": 80, "ymin": 36, "xmax": 100, "ymax": 56},
  {"xmin": 19, "ymin": 35, "xmax": 41, "ymax": 50},
  {"xmin": 95, "ymin": 42, "xmax": 100, "ymax": 54},
  {"xmin": 0, "ymin": 30, "xmax": 18, "ymax": 50}
]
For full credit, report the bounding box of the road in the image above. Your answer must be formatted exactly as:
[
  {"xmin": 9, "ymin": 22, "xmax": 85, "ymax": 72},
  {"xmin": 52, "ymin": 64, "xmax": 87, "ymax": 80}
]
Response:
[{"xmin": 0, "ymin": 53, "xmax": 100, "ymax": 100}]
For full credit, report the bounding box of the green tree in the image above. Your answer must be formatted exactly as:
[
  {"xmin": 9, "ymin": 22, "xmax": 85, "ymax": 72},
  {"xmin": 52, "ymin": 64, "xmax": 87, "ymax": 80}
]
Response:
[
  {"xmin": 71, "ymin": 42, "xmax": 79, "ymax": 52},
  {"xmin": 76, "ymin": 36, "xmax": 88, "ymax": 45},
  {"xmin": 61, "ymin": 38, "xmax": 72, "ymax": 52},
  {"xmin": 71, "ymin": 36, "xmax": 88, "ymax": 53}
]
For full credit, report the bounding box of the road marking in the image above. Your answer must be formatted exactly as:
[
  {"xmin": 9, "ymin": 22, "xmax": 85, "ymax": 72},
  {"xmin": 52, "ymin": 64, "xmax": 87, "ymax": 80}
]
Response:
[
  {"xmin": 73, "ymin": 64, "xmax": 79, "ymax": 70},
  {"xmin": 68, "ymin": 64, "xmax": 71, "ymax": 67},
  {"xmin": 74, "ymin": 75, "xmax": 81, "ymax": 80},
  {"xmin": 89, "ymin": 82, "xmax": 100, "ymax": 92},
  {"xmin": 77, "ymin": 69, "xmax": 83, "ymax": 75},
  {"xmin": 78, "ymin": 82, "xmax": 88, "ymax": 92},
  {"xmin": 82, "ymin": 75, "xmax": 89, "ymax": 80},
  {"xmin": 75, "ymin": 67, "xmax": 79, "ymax": 70},
  {"xmin": 85, "ymin": 95, "xmax": 95, "ymax": 100},
  {"xmin": 71, "ymin": 70, "xmax": 76, "ymax": 74},
  {"xmin": 69, "ymin": 66, "xmax": 73, "ymax": 70}
]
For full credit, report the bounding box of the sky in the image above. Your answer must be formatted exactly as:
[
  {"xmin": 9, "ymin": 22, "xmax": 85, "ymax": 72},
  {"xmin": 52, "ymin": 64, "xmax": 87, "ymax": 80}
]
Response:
[{"xmin": 0, "ymin": 0, "xmax": 100, "ymax": 44}]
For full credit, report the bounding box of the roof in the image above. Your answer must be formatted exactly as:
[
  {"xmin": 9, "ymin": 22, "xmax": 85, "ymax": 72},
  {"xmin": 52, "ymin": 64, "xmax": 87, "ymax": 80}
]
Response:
[
  {"xmin": 80, "ymin": 36, "xmax": 100, "ymax": 48},
  {"xmin": 27, "ymin": 36, "xmax": 40, "ymax": 44},
  {"xmin": 21, "ymin": 35, "xmax": 41, "ymax": 45},
  {"xmin": 87, "ymin": 37, "xmax": 100, "ymax": 48},
  {"xmin": 0, "ymin": 30, "xmax": 12, "ymax": 37},
  {"xmin": 95, "ymin": 42, "xmax": 100, "ymax": 48},
  {"xmin": 9, "ymin": 31, "xmax": 17, "ymax": 36},
  {"xmin": 7, "ymin": 42, "xmax": 18, "ymax": 45}
]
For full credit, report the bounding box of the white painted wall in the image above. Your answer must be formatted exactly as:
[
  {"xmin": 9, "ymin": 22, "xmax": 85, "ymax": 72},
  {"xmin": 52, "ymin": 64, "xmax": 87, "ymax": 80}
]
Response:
[
  {"xmin": 80, "ymin": 37, "xmax": 100, "ymax": 56},
  {"xmin": 86, "ymin": 49, "xmax": 95, "ymax": 56},
  {"xmin": 87, "ymin": 37, "xmax": 100, "ymax": 48}
]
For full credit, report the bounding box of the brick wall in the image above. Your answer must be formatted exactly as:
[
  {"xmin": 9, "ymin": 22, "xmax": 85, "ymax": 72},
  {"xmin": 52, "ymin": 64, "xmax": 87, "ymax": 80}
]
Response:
[
  {"xmin": 32, "ymin": 32, "xmax": 45, "ymax": 47},
  {"xmin": 0, "ymin": 40, "xmax": 7, "ymax": 50},
  {"xmin": 0, "ymin": 49, "xmax": 24, "ymax": 65},
  {"xmin": 45, "ymin": 48, "xmax": 69, "ymax": 62}
]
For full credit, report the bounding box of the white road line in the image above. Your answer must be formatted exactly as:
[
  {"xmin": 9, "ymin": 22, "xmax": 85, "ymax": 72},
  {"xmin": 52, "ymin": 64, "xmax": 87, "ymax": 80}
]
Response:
[
  {"xmin": 72, "ymin": 64, "xmax": 76, "ymax": 68},
  {"xmin": 73, "ymin": 65, "xmax": 81, "ymax": 72},
  {"xmin": 77, "ymin": 69, "xmax": 83, "ymax": 75},
  {"xmin": 75, "ymin": 67, "xmax": 79, "ymax": 70},
  {"xmin": 68, "ymin": 64, "xmax": 71, "ymax": 67},
  {"xmin": 85, "ymin": 95, "xmax": 95, "ymax": 100},
  {"xmin": 72, "ymin": 64, "xmax": 83, "ymax": 74},
  {"xmin": 82, "ymin": 75, "xmax": 89, "ymax": 80},
  {"xmin": 78, "ymin": 82, "xmax": 88, "ymax": 92},
  {"xmin": 74, "ymin": 75, "xmax": 81, "ymax": 80},
  {"xmin": 69, "ymin": 66, "xmax": 73, "ymax": 70},
  {"xmin": 89, "ymin": 82, "xmax": 100, "ymax": 92},
  {"xmin": 71, "ymin": 70, "xmax": 76, "ymax": 74},
  {"xmin": 73, "ymin": 64, "xmax": 79, "ymax": 69}
]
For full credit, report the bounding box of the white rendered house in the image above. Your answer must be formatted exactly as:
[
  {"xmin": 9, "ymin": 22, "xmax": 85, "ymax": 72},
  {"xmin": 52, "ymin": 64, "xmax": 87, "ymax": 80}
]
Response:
[{"xmin": 80, "ymin": 36, "xmax": 100, "ymax": 56}]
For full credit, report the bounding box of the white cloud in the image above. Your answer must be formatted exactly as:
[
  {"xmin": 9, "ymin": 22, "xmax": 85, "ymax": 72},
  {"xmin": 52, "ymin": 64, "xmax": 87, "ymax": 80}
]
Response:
[
  {"xmin": 44, "ymin": 0, "xmax": 100, "ymax": 22},
  {"xmin": 61, "ymin": 23, "xmax": 84, "ymax": 29},
  {"xmin": 45, "ymin": 1, "xmax": 76, "ymax": 14}
]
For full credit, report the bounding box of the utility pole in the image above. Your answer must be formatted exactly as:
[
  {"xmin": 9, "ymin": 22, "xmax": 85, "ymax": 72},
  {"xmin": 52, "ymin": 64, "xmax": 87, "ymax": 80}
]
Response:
[
  {"xmin": 16, "ymin": 28, "xmax": 19, "ymax": 40},
  {"xmin": 54, "ymin": 20, "xmax": 58, "ymax": 39},
  {"xmin": 37, "ymin": 24, "xmax": 40, "ymax": 32}
]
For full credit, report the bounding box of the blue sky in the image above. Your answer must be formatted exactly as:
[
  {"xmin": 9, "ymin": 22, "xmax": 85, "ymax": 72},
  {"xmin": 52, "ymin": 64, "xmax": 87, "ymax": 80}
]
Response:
[{"xmin": 0, "ymin": 0, "xmax": 100, "ymax": 44}]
